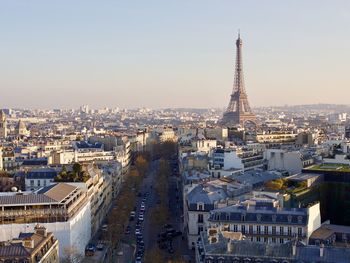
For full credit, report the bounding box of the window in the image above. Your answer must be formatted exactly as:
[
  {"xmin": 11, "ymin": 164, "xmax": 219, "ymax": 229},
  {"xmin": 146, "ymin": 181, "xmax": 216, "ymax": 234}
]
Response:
[
  {"xmin": 198, "ymin": 203, "xmax": 204, "ymax": 211},
  {"xmin": 264, "ymin": 226, "xmax": 268, "ymax": 234},
  {"xmin": 280, "ymin": 226, "xmax": 284, "ymax": 235},
  {"xmin": 257, "ymin": 214, "xmax": 262, "ymax": 222},
  {"xmin": 249, "ymin": 225, "xmax": 253, "ymax": 234},
  {"xmin": 280, "ymin": 238, "xmax": 284, "ymax": 244},
  {"xmin": 233, "ymin": 225, "xmax": 238, "ymax": 232},
  {"xmin": 241, "ymin": 225, "xmax": 246, "ymax": 234},
  {"xmin": 264, "ymin": 237, "xmax": 268, "ymax": 243},
  {"xmin": 298, "ymin": 227, "xmax": 302, "ymax": 237},
  {"xmin": 44, "ymin": 180, "xmax": 47, "ymax": 186},
  {"xmin": 30, "ymin": 180, "xmax": 34, "ymax": 186},
  {"xmin": 272, "ymin": 215, "xmax": 277, "ymax": 222},
  {"xmin": 272, "ymin": 226, "xmax": 276, "ymax": 235},
  {"xmin": 198, "ymin": 226, "xmax": 204, "ymax": 235},
  {"xmin": 288, "ymin": 227, "xmax": 292, "ymax": 236},
  {"xmin": 37, "ymin": 180, "xmax": 41, "ymax": 187},
  {"xmin": 257, "ymin": 226, "xmax": 261, "ymax": 234},
  {"xmin": 257, "ymin": 236, "xmax": 261, "ymax": 242},
  {"xmin": 198, "ymin": 214, "xmax": 204, "ymax": 223},
  {"xmin": 272, "ymin": 237, "xmax": 276, "ymax": 243}
]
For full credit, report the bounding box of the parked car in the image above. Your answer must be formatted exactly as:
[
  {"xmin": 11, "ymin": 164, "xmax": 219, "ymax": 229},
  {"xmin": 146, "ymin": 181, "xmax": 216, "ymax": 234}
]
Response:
[
  {"xmin": 158, "ymin": 242, "xmax": 167, "ymax": 249},
  {"xmin": 96, "ymin": 242, "xmax": 104, "ymax": 251},
  {"xmin": 135, "ymin": 228, "xmax": 141, "ymax": 235},
  {"xmin": 85, "ymin": 244, "xmax": 96, "ymax": 256}
]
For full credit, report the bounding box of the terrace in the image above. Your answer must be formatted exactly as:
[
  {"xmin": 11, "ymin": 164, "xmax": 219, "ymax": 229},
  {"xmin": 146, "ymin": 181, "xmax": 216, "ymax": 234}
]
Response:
[{"xmin": 305, "ymin": 163, "xmax": 350, "ymax": 173}]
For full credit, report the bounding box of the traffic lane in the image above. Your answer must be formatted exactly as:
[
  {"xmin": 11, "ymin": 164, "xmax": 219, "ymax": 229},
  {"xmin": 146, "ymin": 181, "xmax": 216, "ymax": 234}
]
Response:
[
  {"xmin": 134, "ymin": 160, "xmax": 158, "ymax": 258},
  {"xmin": 118, "ymin": 161, "xmax": 158, "ymax": 262}
]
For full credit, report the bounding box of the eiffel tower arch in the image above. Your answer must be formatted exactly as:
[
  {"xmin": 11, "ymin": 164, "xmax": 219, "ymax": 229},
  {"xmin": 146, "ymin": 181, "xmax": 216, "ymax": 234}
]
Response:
[{"xmin": 221, "ymin": 33, "xmax": 256, "ymax": 127}]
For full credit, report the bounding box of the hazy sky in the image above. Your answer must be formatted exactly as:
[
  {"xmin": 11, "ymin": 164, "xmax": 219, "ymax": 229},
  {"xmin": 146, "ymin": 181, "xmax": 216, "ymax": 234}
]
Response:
[{"xmin": 0, "ymin": 1, "xmax": 349, "ymax": 109}]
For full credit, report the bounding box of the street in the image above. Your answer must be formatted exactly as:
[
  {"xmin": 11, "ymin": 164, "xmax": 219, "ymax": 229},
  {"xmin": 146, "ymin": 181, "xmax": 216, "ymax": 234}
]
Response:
[{"xmin": 84, "ymin": 157, "xmax": 194, "ymax": 263}]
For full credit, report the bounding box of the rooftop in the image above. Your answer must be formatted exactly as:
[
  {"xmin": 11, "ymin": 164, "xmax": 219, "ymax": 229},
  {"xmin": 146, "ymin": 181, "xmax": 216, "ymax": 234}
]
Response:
[
  {"xmin": 199, "ymin": 231, "xmax": 350, "ymax": 262},
  {"xmin": 0, "ymin": 183, "xmax": 78, "ymax": 206},
  {"xmin": 305, "ymin": 163, "xmax": 350, "ymax": 172}
]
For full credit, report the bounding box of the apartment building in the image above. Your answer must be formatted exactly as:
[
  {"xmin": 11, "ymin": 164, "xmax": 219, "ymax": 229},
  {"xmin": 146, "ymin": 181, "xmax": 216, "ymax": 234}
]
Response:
[
  {"xmin": 0, "ymin": 225, "xmax": 59, "ymax": 263},
  {"xmin": 207, "ymin": 202, "xmax": 321, "ymax": 244},
  {"xmin": 210, "ymin": 145, "xmax": 264, "ymax": 173},
  {"xmin": 0, "ymin": 183, "xmax": 91, "ymax": 258}
]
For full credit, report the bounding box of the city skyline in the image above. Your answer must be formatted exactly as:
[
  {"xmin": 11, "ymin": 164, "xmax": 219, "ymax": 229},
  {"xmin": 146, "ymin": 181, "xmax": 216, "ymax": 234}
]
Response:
[{"xmin": 1, "ymin": 1, "xmax": 349, "ymax": 109}]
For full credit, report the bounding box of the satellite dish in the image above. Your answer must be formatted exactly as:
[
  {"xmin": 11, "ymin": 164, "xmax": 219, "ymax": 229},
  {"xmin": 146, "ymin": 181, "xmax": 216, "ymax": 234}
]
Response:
[{"xmin": 11, "ymin": 187, "xmax": 18, "ymax": 192}]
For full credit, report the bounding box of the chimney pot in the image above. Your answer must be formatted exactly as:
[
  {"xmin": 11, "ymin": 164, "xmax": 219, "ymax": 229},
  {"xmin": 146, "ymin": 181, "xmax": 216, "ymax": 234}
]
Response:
[{"xmin": 320, "ymin": 243, "xmax": 324, "ymax": 257}]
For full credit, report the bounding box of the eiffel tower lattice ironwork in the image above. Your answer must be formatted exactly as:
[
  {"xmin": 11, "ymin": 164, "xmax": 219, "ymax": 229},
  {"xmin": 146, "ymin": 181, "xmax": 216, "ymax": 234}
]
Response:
[{"xmin": 221, "ymin": 33, "xmax": 256, "ymax": 126}]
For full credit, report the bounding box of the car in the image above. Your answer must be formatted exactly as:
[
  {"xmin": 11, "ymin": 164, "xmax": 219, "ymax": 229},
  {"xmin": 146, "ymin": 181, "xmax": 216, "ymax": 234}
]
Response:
[
  {"xmin": 101, "ymin": 224, "xmax": 108, "ymax": 231},
  {"xmin": 135, "ymin": 256, "xmax": 142, "ymax": 263},
  {"xmin": 138, "ymin": 243, "xmax": 145, "ymax": 251},
  {"xmin": 136, "ymin": 250, "xmax": 144, "ymax": 258},
  {"xmin": 167, "ymin": 245, "xmax": 174, "ymax": 254},
  {"xmin": 138, "ymin": 215, "xmax": 144, "ymax": 221},
  {"xmin": 135, "ymin": 228, "xmax": 141, "ymax": 235},
  {"xmin": 96, "ymin": 243, "xmax": 104, "ymax": 251},
  {"xmin": 85, "ymin": 244, "xmax": 96, "ymax": 256},
  {"xmin": 158, "ymin": 242, "xmax": 167, "ymax": 249}
]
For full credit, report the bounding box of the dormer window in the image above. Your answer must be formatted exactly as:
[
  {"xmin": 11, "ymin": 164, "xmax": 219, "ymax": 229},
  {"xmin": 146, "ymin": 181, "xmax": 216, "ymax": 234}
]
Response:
[
  {"xmin": 197, "ymin": 202, "xmax": 204, "ymax": 211},
  {"xmin": 272, "ymin": 214, "xmax": 277, "ymax": 222},
  {"xmin": 241, "ymin": 212, "xmax": 246, "ymax": 222},
  {"xmin": 257, "ymin": 214, "xmax": 261, "ymax": 222},
  {"xmin": 297, "ymin": 216, "xmax": 303, "ymax": 224},
  {"xmin": 288, "ymin": 215, "xmax": 292, "ymax": 223}
]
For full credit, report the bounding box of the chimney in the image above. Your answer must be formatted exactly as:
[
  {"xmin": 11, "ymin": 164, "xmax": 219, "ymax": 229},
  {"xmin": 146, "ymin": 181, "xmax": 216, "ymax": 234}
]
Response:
[
  {"xmin": 292, "ymin": 240, "xmax": 297, "ymax": 256},
  {"xmin": 320, "ymin": 243, "xmax": 324, "ymax": 257},
  {"xmin": 34, "ymin": 224, "xmax": 47, "ymax": 237},
  {"xmin": 227, "ymin": 238, "xmax": 233, "ymax": 253},
  {"xmin": 22, "ymin": 238, "xmax": 35, "ymax": 249},
  {"xmin": 222, "ymin": 184, "xmax": 228, "ymax": 193}
]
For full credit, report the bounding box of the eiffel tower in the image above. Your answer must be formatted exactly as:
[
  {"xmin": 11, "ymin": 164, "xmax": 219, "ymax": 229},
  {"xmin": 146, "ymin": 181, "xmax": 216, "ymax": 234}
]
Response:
[{"xmin": 221, "ymin": 33, "xmax": 256, "ymax": 126}]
